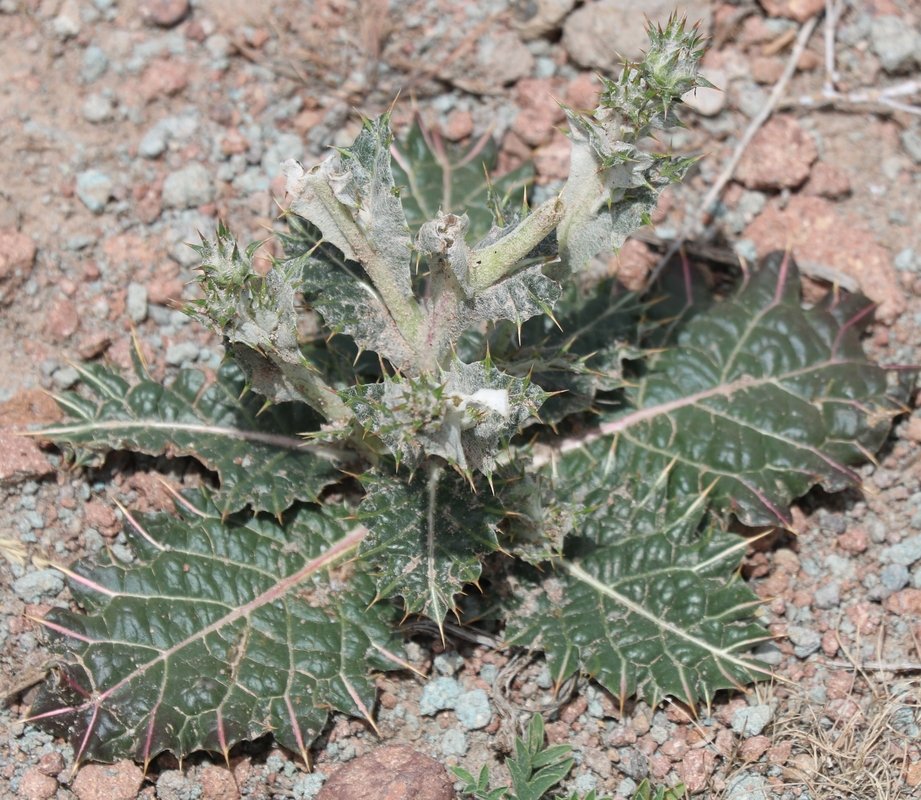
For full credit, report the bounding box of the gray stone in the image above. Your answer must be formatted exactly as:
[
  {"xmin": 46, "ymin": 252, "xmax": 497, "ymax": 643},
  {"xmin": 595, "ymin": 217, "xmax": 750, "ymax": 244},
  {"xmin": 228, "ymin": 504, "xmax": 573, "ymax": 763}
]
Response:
[
  {"xmin": 616, "ymin": 778, "xmax": 638, "ymax": 797},
  {"xmin": 81, "ymin": 45, "xmax": 109, "ymax": 83},
  {"xmin": 433, "ymin": 651, "xmax": 464, "ymax": 676},
  {"xmin": 725, "ymin": 772, "xmax": 770, "ymax": 800},
  {"xmin": 162, "ymin": 163, "xmax": 215, "ymax": 208},
  {"xmin": 813, "ymin": 581, "xmax": 840, "ymax": 609},
  {"xmin": 684, "ymin": 68, "xmax": 726, "ymax": 117},
  {"xmin": 787, "ymin": 625, "xmax": 821, "ymax": 659},
  {"xmin": 292, "ymin": 772, "xmax": 326, "ymax": 800},
  {"xmin": 870, "ymin": 16, "xmax": 920, "ymax": 73},
  {"xmin": 731, "ymin": 704, "xmax": 772, "ymax": 737},
  {"xmin": 139, "ymin": 126, "xmax": 168, "ymax": 159},
  {"xmin": 52, "ymin": 0, "xmax": 81, "ymax": 38},
  {"xmin": 419, "ymin": 676, "xmax": 461, "ymax": 715},
  {"xmin": 76, "ymin": 169, "xmax": 114, "ymax": 214},
  {"xmin": 454, "ymin": 689, "xmax": 492, "ymax": 730},
  {"xmin": 13, "ymin": 568, "xmax": 64, "ymax": 602},
  {"xmin": 563, "ymin": 0, "xmax": 711, "ymax": 70},
  {"xmin": 894, "ymin": 247, "xmax": 917, "ymax": 272},
  {"xmin": 82, "ymin": 92, "xmax": 114, "ymax": 123},
  {"xmin": 617, "ymin": 748, "xmax": 648, "ymax": 780},
  {"xmin": 156, "ymin": 769, "xmax": 201, "ymax": 800},
  {"xmin": 165, "ymin": 341, "xmax": 200, "ymax": 366},
  {"xmin": 126, "ymin": 282, "xmax": 148, "ymax": 323},
  {"xmin": 512, "ymin": 0, "xmax": 577, "ymax": 40},
  {"xmin": 440, "ymin": 728, "xmax": 468, "ymax": 757},
  {"xmin": 880, "ymin": 563, "xmax": 910, "ymax": 593},
  {"xmin": 882, "ymin": 534, "xmax": 921, "ymax": 567},
  {"xmin": 52, "ymin": 366, "xmax": 80, "ymax": 389}
]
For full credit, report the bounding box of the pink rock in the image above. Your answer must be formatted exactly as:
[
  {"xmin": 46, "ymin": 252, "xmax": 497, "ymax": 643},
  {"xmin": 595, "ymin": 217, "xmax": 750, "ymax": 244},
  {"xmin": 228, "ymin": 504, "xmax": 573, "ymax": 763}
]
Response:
[
  {"xmin": 18, "ymin": 768, "xmax": 58, "ymax": 800},
  {"xmin": 512, "ymin": 78, "xmax": 565, "ymax": 147},
  {"xmin": 316, "ymin": 746, "xmax": 454, "ymax": 800},
  {"xmin": 141, "ymin": 0, "xmax": 190, "ymax": 27},
  {"xmin": 71, "ymin": 762, "xmax": 145, "ymax": 800},
  {"xmin": 0, "ymin": 433, "xmax": 54, "ymax": 485},
  {"xmin": 735, "ymin": 116, "xmax": 817, "ymax": 190},
  {"xmin": 139, "ymin": 58, "xmax": 189, "ymax": 102},
  {"xmin": 676, "ymin": 748, "xmax": 716, "ymax": 794},
  {"xmin": 802, "ymin": 162, "xmax": 851, "ymax": 199},
  {"xmin": 46, "ymin": 297, "xmax": 80, "ymax": 341},
  {"xmin": 758, "ymin": 0, "xmax": 825, "ymax": 22},
  {"xmin": 885, "ymin": 588, "xmax": 921, "ymax": 616},
  {"xmin": 443, "ymin": 110, "xmax": 474, "ymax": 142},
  {"xmin": 739, "ymin": 735, "xmax": 771, "ymax": 762},
  {"xmin": 565, "ymin": 73, "xmax": 600, "ymax": 111},
  {"xmin": 198, "ymin": 765, "xmax": 239, "ymax": 800},
  {"xmin": 743, "ymin": 195, "xmax": 906, "ymax": 322},
  {"xmin": 0, "ymin": 229, "xmax": 37, "ymax": 306},
  {"xmin": 837, "ymin": 527, "xmax": 869, "ymax": 554}
]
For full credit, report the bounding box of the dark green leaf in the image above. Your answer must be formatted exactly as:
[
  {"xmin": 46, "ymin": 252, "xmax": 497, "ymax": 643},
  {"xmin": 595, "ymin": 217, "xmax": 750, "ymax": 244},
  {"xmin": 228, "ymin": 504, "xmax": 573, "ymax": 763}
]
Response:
[
  {"xmin": 358, "ymin": 466, "xmax": 501, "ymax": 623},
  {"xmin": 506, "ymin": 480, "xmax": 769, "ymax": 707},
  {"xmin": 45, "ymin": 360, "xmax": 338, "ymax": 516},
  {"xmin": 29, "ymin": 491, "xmax": 400, "ymax": 764}
]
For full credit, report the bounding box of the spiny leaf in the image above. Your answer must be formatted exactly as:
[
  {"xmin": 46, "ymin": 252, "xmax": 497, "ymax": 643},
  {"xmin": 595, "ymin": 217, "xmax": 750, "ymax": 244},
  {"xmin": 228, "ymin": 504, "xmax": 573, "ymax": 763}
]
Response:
[
  {"xmin": 488, "ymin": 278, "xmax": 646, "ymax": 423},
  {"xmin": 506, "ymin": 479, "xmax": 768, "ymax": 707},
  {"xmin": 191, "ymin": 226, "xmax": 349, "ymax": 421},
  {"xmin": 554, "ymin": 253, "xmax": 904, "ymax": 527},
  {"xmin": 43, "ymin": 360, "xmax": 338, "ymax": 516},
  {"xmin": 29, "ymin": 491, "xmax": 400, "ymax": 765},
  {"xmin": 391, "ymin": 117, "xmax": 533, "ymax": 240},
  {"xmin": 281, "ymin": 213, "xmax": 418, "ymax": 370},
  {"xmin": 358, "ymin": 466, "xmax": 501, "ymax": 623}
]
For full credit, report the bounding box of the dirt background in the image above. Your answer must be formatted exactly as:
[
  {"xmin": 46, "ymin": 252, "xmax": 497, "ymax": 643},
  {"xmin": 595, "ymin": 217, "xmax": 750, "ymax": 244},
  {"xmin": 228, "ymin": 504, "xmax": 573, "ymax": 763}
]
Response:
[{"xmin": 1, "ymin": 0, "xmax": 920, "ymax": 798}]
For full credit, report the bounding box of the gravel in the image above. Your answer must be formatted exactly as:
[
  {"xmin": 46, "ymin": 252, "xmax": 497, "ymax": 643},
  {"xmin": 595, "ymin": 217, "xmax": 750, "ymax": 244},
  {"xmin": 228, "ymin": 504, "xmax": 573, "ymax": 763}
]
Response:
[
  {"xmin": 869, "ymin": 16, "xmax": 920, "ymax": 73},
  {"xmin": 80, "ymin": 45, "xmax": 109, "ymax": 83},
  {"xmin": 787, "ymin": 625, "xmax": 822, "ymax": 659},
  {"xmin": 12, "ymin": 568, "xmax": 65, "ymax": 603},
  {"xmin": 454, "ymin": 689, "xmax": 492, "ymax": 730},
  {"xmin": 731, "ymin": 704, "xmax": 773, "ymax": 738},
  {"xmin": 813, "ymin": 581, "xmax": 840, "ymax": 609},
  {"xmin": 879, "ymin": 563, "xmax": 910, "ymax": 593},
  {"xmin": 165, "ymin": 341, "xmax": 200, "ymax": 366},
  {"xmin": 439, "ymin": 728, "xmax": 468, "ymax": 757},
  {"xmin": 75, "ymin": 169, "xmax": 114, "ymax": 214},
  {"xmin": 419, "ymin": 676, "xmax": 461, "ymax": 716},
  {"xmin": 162, "ymin": 163, "xmax": 215, "ymax": 208},
  {"xmin": 126, "ymin": 282, "xmax": 148, "ymax": 323},
  {"xmin": 725, "ymin": 772, "xmax": 770, "ymax": 800},
  {"xmin": 82, "ymin": 93, "xmax": 114, "ymax": 123},
  {"xmin": 881, "ymin": 534, "xmax": 921, "ymax": 566}
]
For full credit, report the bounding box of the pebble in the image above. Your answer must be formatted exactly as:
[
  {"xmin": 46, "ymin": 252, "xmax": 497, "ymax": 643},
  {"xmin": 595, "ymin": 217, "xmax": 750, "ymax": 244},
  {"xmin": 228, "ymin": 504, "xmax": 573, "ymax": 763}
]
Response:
[
  {"xmin": 894, "ymin": 248, "xmax": 917, "ymax": 272},
  {"xmin": 18, "ymin": 768, "xmax": 58, "ymax": 800},
  {"xmin": 71, "ymin": 762, "xmax": 145, "ymax": 800},
  {"xmin": 731, "ymin": 704, "xmax": 773, "ymax": 737},
  {"xmin": 813, "ymin": 581, "xmax": 840, "ymax": 609},
  {"xmin": 52, "ymin": 0, "xmax": 81, "ymax": 39},
  {"xmin": 156, "ymin": 770, "xmax": 199, "ymax": 800},
  {"xmin": 292, "ymin": 773, "xmax": 327, "ymax": 800},
  {"xmin": 315, "ymin": 746, "xmax": 454, "ymax": 800},
  {"xmin": 139, "ymin": 126, "xmax": 168, "ymax": 158},
  {"xmin": 81, "ymin": 45, "xmax": 109, "ymax": 83},
  {"xmin": 684, "ymin": 68, "xmax": 727, "ymax": 117},
  {"xmin": 76, "ymin": 169, "xmax": 114, "ymax": 214},
  {"xmin": 735, "ymin": 115, "xmax": 817, "ymax": 190},
  {"xmin": 439, "ymin": 728, "xmax": 468, "ymax": 757},
  {"xmin": 12, "ymin": 568, "xmax": 64, "ymax": 602},
  {"xmin": 419, "ymin": 676, "xmax": 461, "ymax": 716},
  {"xmin": 454, "ymin": 689, "xmax": 492, "ymax": 730},
  {"xmin": 82, "ymin": 93, "xmax": 114, "ymax": 123},
  {"xmin": 725, "ymin": 772, "xmax": 770, "ymax": 800},
  {"xmin": 126, "ymin": 282, "xmax": 148, "ymax": 323},
  {"xmin": 787, "ymin": 625, "xmax": 822, "ymax": 659},
  {"xmin": 52, "ymin": 366, "xmax": 80, "ymax": 389},
  {"xmin": 880, "ymin": 563, "xmax": 910, "ymax": 593},
  {"xmin": 162, "ymin": 163, "xmax": 215, "ymax": 208},
  {"xmin": 432, "ymin": 651, "xmax": 463, "ymax": 676},
  {"xmin": 141, "ymin": 0, "xmax": 190, "ymax": 27},
  {"xmin": 870, "ymin": 16, "xmax": 920, "ymax": 74},
  {"xmin": 881, "ymin": 534, "xmax": 921, "ymax": 567}
]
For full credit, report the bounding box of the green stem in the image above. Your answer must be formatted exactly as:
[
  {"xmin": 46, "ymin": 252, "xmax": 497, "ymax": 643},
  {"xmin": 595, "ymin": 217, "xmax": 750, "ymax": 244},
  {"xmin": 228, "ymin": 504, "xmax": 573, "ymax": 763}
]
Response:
[{"xmin": 467, "ymin": 197, "xmax": 564, "ymax": 291}]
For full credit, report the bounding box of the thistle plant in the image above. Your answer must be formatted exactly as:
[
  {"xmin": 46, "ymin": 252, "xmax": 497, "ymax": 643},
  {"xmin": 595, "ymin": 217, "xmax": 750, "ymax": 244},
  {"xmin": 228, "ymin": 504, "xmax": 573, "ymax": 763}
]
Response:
[{"xmin": 29, "ymin": 16, "xmax": 905, "ymax": 768}]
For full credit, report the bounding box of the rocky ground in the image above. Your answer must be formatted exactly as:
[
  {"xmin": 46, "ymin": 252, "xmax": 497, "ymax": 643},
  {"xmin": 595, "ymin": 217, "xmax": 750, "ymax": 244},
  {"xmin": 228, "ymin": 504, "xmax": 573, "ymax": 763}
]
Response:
[{"xmin": 1, "ymin": 0, "xmax": 920, "ymax": 798}]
